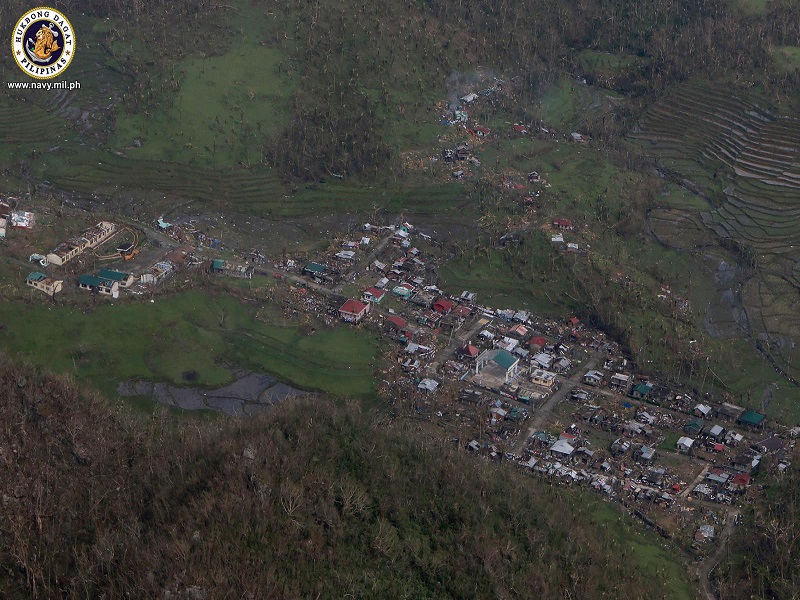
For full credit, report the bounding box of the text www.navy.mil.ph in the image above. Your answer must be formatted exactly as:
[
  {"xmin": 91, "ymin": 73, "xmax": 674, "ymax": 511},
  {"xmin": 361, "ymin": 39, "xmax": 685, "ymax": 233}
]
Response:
[{"xmin": 6, "ymin": 80, "xmax": 81, "ymax": 90}]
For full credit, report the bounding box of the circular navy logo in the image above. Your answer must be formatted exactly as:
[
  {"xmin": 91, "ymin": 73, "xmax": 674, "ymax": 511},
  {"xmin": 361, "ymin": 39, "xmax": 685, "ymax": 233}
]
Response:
[{"xmin": 12, "ymin": 7, "xmax": 75, "ymax": 79}]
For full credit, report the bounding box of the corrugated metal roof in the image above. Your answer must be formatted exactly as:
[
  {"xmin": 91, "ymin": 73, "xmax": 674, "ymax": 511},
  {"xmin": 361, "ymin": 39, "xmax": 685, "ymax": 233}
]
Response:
[
  {"xmin": 98, "ymin": 269, "xmax": 129, "ymax": 281},
  {"xmin": 738, "ymin": 410, "xmax": 765, "ymax": 426},
  {"xmin": 78, "ymin": 274, "xmax": 105, "ymax": 287},
  {"xmin": 304, "ymin": 262, "xmax": 326, "ymax": 274},
  {"xmin": 492, "ymin": 349, "xmax": 517, "ymax": 370}
]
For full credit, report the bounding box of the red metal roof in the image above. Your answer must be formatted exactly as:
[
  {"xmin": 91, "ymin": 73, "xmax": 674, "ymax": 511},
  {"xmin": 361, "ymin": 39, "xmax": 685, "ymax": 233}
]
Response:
[
  {"xmin": 529, "ymin": 336, "xmax": 547, "ymax": 348},
  {"xmin": 433, "ymin": 297, "xmax": 454, "ymax": 313},
  {"xmin": 340, "ymin": 299, "xmax": 367, "ymax": 315},
  {"xmin": 452, "ymin": 305, "xmax": 472, "ymax": 317},
  {"xmin": 461, "ymin": 344, "xmax": 479, "ymax": 357},
  {"xmin": 364, "ymin": 287, "xmax": 385, "ymax": 298},
  {"xmin": 386, "ymin": 315, "xmax": 407, "ymax": 329},
  {"xmin": 731, "ymin": 473, "xmax": 751, "ymax": 486}
]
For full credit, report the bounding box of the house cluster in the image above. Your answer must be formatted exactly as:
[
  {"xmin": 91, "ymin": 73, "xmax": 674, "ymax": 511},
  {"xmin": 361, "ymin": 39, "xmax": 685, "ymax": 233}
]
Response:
[
  {"xmin": 330, "ymin": 223, "xmax": 458, "ymax": 330},
  {"xmin": 460, "ymin": 317, "xmax": 580, "ymax": 405},
  {"xmin": 25, "ymin": 221, "xmax": 123, "ymax": 298},
  {"xmin": 298, "ymin": 230, "xmax": 380, "ymax": 288},
  {"xmin": 550, "ymin": 218, "xmax": 585, "ymax": 253},
  {"xmin": 549, "ymin": 377, "xmax": 789, "ymax": 518},
  {"xmin": 440, "ymin": 85, "xmax": 500, "ymax": 129}
]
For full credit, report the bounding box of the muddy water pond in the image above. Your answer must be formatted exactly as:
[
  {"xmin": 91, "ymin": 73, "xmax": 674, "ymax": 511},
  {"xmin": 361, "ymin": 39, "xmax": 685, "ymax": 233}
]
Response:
[{"xmin": 118, "ymin": 372, "xmax": 310, "ymax": 416}]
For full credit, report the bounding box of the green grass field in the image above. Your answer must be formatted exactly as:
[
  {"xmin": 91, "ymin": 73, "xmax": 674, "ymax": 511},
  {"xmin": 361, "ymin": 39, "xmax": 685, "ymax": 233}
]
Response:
[
  {"xmin": 0, "ymin": 291, "xmax": 378, "ymax": 400},
  {"xmin": 111, "ymin": 4, "xmax": 293, "ymax": 166},
  {"xmin": 578, "ymin": 50, "xmax": 645, "ymax": 74},
  {"xmin": 770, "ymin": 46, "xmax": 800, "ymax": 74},
  {"xmin": 439, "ymin": 247, "xmax": 582, "ymax": 315},
  {"xmin": 591, "ymin": 502, "xmax": 693, "ymax": 599},
  {"xmin": 734, "ymin": 0, "xmax": 768, "ymax": 15}
]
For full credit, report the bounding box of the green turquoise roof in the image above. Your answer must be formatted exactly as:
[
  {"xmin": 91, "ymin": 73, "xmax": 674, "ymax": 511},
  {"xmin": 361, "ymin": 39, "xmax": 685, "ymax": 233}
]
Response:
[
  {"xmin": 493, "ymin": 349, "xmax": 517, "ymax": 370},
  {"xmin": 79, "ymin": 274, "xmax": 105, "ymax": 287},
  {"xmin": 738, "ymin": 410, "xmax": 765, "ymax": 426},
  {"xmin": 97, "ymin": 269, "xmax": 129, "ymax": 282},
  {"xmin": 304, "ymin": 262, "xmax": 327, "ymax": 273}
]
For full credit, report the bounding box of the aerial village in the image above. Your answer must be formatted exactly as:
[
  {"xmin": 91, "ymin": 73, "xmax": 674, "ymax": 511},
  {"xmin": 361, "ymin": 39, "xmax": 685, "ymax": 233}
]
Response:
[{"xmin": 0, "ymin": 80, "xmax": 794, "ymax": 556}]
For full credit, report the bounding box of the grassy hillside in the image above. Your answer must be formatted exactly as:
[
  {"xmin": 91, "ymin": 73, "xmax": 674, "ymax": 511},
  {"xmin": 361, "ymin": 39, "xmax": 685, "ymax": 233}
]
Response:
[{"xmin": 0, "ymin": 359, "xmax": 694, "ymax": 599}]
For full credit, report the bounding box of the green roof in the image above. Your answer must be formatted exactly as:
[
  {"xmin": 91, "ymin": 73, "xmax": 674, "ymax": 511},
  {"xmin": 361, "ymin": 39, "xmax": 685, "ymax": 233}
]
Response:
[
  {"xmin": 738, "ymin": 410, "xmax": 766, "ymax": 426},
  {"xmin": 212, "ymin": 259, "xmax": 225, "ymax": 269},
  {"xmin": 97, "ymin": 268, "xmax": 129, "ymax": 282},
  {"xmin": 78, "ymin": 274, "xmax": 105, "ymax": 287},
  {"xmin": 493, "ymin": 349, "xmax": 517, "ymax": 370},
  {"xmin": 632, "ymin": 382, "xmax": 652, "ymax": 396},
  {"xmin": 26, "ymin": 272, "xmax": 46, "ymax": 282},
  {"xmin": 685, "ymin": 418, "xmax": 704, "ymax": 432},
  {"xmin": 304, "ymin": 262, "xmax": 327, "ymax": 274}
]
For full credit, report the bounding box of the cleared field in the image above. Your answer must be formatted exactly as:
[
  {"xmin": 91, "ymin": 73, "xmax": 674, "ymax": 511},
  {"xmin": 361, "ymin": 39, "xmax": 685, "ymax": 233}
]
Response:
[
  {"xmin": 111, "ymin": 5, "xmax": 293, "ymax": 166},
  {"xmin": 439, "ymin": 246, "xmax": 583, "ymax": 316},
  {"xmin": 536, "ymin": 77, "xmax": 619, "ymax": 131},
  {"xmin": 591, "ymin": 503, "xmax": 693, "ymax": 600},
  {"xmin": 0, "ymin": 292, "xmax": 378, "ymax": 400},
  {"xmin": 771, "ymin": 46, "xmax": 800, "ymax": 74}
]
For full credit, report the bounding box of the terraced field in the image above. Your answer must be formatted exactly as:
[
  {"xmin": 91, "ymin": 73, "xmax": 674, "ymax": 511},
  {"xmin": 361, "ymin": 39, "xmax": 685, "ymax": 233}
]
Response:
[{"xmin": 633, "ymin": 83, "xmax": 800, "ymax": 381}]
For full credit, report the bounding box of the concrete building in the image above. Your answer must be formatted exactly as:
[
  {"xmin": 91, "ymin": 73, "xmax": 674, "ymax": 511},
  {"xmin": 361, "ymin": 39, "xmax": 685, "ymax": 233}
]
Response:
[
  {"xmin": 26, "ymin": 272, "xmax": 62, "ymax": 296},
  {"xmin": 97, "ymin": 268, "xmax": 136, "ymax": 288},
  {"xmin": 78, "ymin": 274, "xmax": 119, "ymax": 296},
  {"xmin": 47, "ymin": 221, "xmax": 117, "ymax": 266},
  {"xmin": 474, "ymin": 349, "xmax": 520, "ymax": 385},
  {"xmin": 211, "ymin": 259, "xmax": 254, "ymax": 279},
  {"xmin": 339, "ymin": 299, "xmax": 370, "ymax": 323}
]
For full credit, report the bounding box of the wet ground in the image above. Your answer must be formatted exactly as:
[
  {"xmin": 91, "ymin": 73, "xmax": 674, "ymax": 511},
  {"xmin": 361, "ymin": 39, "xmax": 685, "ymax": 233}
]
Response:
[
  {"xmin": 702, "ymin": 253, "xmax": 750, "ymax": 339},
  {"xmin": 118, "ymin": 372, "xmax": 311, "ymax": 416}
]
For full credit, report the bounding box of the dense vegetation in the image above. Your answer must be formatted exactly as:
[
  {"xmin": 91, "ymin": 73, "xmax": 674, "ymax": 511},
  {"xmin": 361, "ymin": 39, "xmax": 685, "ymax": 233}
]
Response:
[
  {"xmin": 4, "ymin": 0, "xmax": 795, "ymax": 180},
  {"xmin": 716, "ymin": 472, "xmax": 800, "ymax": 599},
  {"xmin": 0, "ymin": 359, "xmax": 691, "ymax": 599}
]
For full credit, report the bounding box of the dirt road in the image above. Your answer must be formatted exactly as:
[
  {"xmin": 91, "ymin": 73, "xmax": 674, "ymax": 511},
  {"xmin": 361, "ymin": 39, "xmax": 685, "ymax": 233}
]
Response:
[
  {"xmin": 514, "ymin": 353, "xmax": 599, "ymax": 453},
  {"xmin": 698, "ymin": 507, "xmax": 739, "ymax": 600}
]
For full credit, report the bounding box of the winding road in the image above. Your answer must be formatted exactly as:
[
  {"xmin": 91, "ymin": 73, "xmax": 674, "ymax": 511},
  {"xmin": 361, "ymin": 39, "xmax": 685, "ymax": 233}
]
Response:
[{"xmin": 698, "ymin": 507, "xmax": 739, "ymax": 600}]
